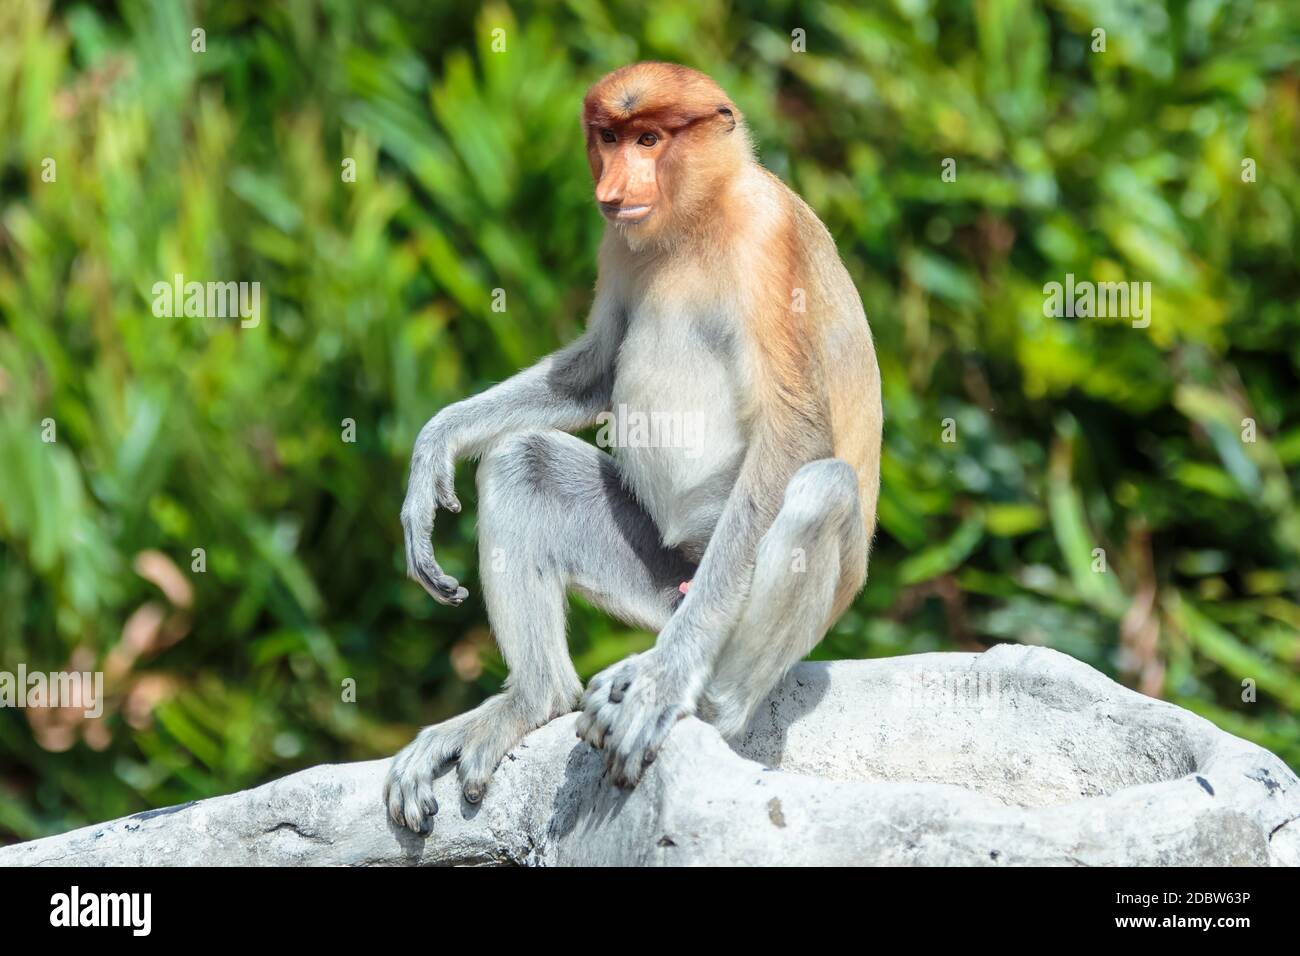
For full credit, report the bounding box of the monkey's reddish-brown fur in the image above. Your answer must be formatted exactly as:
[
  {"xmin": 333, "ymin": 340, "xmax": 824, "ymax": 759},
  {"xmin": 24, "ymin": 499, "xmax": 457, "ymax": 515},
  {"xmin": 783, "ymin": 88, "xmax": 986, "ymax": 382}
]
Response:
[{"xmin": 583, "ymin": 62, "xmax": 737, "ymax": 133}]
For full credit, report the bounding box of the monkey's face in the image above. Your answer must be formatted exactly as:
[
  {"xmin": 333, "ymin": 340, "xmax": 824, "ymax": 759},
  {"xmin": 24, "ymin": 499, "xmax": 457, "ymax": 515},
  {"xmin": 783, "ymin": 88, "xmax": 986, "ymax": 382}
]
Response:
[
  {"xmin": 588, "ymin": 125, "xmax": 667, "ymax": 230},
  {"xmin": 582, "ymin": 63, "xmax": 747, "ymax": 245}
]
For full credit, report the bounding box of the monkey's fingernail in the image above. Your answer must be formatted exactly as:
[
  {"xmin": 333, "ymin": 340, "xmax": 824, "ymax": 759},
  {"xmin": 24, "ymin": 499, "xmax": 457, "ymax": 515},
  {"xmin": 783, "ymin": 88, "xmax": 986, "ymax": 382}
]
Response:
[{"xmin": 643, "ymin": 749, "xmax": 657, "ymax": 766}]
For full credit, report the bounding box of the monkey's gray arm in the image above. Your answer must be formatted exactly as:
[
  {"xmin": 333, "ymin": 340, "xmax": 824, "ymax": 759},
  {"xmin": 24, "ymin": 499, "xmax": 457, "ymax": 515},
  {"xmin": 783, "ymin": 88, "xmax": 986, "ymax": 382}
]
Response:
[
  {"xmin": 402, "ymin": 303, "xmax": 622, "ymax": 604},
  {"xmin": 420, "ymin": 330, "xmax": 617, "ymax": 461},
  {"xmin": 650, "ymin": 423, "xmax": 826, "ymax": 693}
]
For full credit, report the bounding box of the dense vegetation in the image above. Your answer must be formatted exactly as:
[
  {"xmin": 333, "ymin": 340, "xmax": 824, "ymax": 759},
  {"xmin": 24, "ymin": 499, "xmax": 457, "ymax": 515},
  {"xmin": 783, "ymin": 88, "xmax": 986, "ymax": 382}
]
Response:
[{"xmin": 1, "ymin": 0, "xmax": 1298, "ymax": 840}]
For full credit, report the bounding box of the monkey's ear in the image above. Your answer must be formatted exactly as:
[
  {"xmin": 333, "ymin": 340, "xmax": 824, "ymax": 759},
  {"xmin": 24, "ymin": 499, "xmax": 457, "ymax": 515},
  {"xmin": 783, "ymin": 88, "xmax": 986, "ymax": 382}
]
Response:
[{"xmin": 717, "ymin": 105, "xmax": 736, "ymax": 132}]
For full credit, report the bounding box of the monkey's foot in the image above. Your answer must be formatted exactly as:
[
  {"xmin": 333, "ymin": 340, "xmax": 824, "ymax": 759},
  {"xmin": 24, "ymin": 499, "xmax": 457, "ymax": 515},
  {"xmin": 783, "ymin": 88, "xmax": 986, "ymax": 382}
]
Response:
[
  {"xmin": 384, "ymin": 696, "xmax": 544, "ymax": 833},
  {"xmin": 576, "ymin": 651, "xmax": 691, "ymax": 788}
]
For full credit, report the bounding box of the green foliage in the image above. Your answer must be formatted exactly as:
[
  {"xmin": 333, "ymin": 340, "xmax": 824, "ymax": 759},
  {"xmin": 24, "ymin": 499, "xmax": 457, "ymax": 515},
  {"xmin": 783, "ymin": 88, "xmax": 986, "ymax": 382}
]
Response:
[{"xmin": 1, "ymin": 0, "xmax": 1298, "ymax": 839}]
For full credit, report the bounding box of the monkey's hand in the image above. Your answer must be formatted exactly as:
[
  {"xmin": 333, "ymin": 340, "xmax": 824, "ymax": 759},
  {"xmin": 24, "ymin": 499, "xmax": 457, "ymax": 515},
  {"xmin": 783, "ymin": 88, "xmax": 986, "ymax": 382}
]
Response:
[
  {"xmin": 576, "ymin": 648, "xmax": 697, "ymax": 788},
  {"xmin": 401, "ymin": 422, "xmax": 468, "ymax": 606}
]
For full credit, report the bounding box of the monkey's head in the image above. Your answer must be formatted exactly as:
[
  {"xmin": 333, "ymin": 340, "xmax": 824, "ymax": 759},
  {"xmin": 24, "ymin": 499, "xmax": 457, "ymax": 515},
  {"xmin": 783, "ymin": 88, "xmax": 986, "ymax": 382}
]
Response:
[{"xmin": 582, "ymin": 63, "xmax": 749, "ymax": 246}]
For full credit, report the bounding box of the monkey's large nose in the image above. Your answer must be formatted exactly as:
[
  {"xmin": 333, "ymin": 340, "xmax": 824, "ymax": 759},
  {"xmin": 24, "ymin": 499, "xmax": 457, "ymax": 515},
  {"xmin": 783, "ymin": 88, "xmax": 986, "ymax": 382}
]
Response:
[{"xmin": 595, "ymin": 177, "xmax": 623, "ymax": 205}]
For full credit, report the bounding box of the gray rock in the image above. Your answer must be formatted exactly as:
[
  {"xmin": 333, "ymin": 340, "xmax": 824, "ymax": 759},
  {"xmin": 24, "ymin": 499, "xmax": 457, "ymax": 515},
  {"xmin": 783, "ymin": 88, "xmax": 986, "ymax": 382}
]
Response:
[{"xmin": 2, "ymin": 645, "xmax": 1296, "ymax": 865}]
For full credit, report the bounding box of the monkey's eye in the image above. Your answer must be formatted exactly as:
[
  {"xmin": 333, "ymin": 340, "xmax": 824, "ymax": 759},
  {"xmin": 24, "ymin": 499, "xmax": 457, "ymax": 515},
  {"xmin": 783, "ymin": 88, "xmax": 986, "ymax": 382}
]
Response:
[
  {"xmin": 637, "ymin": 132, "xmax": 658, "ymax": 148},
  {"xmin": 600, "ymin": 129, "xmax": 617, "ymax": 144}
]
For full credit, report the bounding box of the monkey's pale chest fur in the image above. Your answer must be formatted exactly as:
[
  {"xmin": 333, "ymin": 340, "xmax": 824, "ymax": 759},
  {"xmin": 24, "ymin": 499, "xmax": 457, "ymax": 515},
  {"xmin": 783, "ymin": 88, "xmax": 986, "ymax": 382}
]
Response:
[{"xmin": 610, "ymin": 295, "xmax": 748, "ymax": 559}]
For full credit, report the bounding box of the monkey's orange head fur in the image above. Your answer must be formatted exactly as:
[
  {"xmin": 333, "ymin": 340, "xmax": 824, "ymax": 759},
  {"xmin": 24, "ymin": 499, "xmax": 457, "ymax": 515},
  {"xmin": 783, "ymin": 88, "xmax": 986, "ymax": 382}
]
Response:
[{"xmin": 582, "ymin": 63, "xmax": 750, "ymax": 245}]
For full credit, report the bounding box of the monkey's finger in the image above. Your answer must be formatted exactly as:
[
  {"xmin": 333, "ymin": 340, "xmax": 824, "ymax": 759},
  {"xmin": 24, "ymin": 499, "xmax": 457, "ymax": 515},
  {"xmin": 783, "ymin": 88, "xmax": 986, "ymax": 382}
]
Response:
[
  {"xmin": 429, "ymin": 584, "xmax": 469, "ymax": 607},
  {"xmin": 619, "ymin": 705, "xmax": 682, "ymax": 787},
  {"xmin": 586, "ymin": 662, "xmax": 620, "ymax": 693},
  {"xmin": 432, "ymin": 461, "xmax": 460, "ymax": 513},
  {"xmin": 615, "ymin": 742, "xmax": 653, "ymax": 787},
  {"xmin": 409, "ymin": 559, "xmax": 446, "ymax": 598},
  {"xmin": 579, "ymin": 679, "xmax": 612, "ymax": 717},
  {"xmin": 581, "ymin": 701, "xmax": 619, "ymax": 751},
  {"xmin": 609, "ymin": 746, "xmax": 640, "ymax": 788},
  {"xmin": 386, "ymin": 768, "xmax": 436, "ymax": 833},
  {"xmin": 416, "ymin": 777, "xmax": 439, "ymax": 821},
  {"xmin": 584, "ymin": 716, "xmax": 609, "ymax": 751},
  {"xmin": 402, "ymin": 516, "xmax": 426, "ymax": 564},
  {"xmin": 403, "ymin": 519, "xmax": 445, "ymax": 589},
  {"xmin": 409, "ymin": 548, "xmax": 469, "ymax": 606},
  {"xmin": 588, "ymin": 654, "xmax": 637, "ymax": 694},
  {"xmin": 603, "ymin": 704, "xmax": 642, "ymax": 759},
  {"xmin": 575, "ymin": 705, "xmax": 607, "ymax": 739},
  {"xmin": 609, "ymin": 713, "xmax": 654, "ymax": 786},
  {"xmin": 384, "ymin": 776, "xmax": 405, "ymax": 826},
  {"xmin": 640, "ymin": 710, "xmax": 684, "ymax": 773}
]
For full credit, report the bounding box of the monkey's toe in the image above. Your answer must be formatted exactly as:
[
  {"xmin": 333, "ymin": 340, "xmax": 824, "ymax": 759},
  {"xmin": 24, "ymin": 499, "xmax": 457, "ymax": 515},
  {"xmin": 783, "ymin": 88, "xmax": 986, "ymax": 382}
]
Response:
[
  {"xmin": 586, "ymin": 652, "xmax": 643, "ymax": 696},
  {"xmin": 384, "ymin": 719, "xmax": 471, "ymax": 833},
  {"xmin": 602, "ymin": 700, "xmax": 682, "ymax": 789},
  {"xmin": 577, "ymin": 694, "xmax": 620, "ymax": 751},
  {"xmin": 384, "ymin": 763, "xmax": 441, "ymax": 834}
]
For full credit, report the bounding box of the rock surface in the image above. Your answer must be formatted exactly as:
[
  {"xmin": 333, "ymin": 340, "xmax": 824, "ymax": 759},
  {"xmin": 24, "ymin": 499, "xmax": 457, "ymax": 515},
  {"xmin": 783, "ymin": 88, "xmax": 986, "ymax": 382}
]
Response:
[{"xmin": 2, "ymin": 645, "xmax": 1297, "ymax": 866}]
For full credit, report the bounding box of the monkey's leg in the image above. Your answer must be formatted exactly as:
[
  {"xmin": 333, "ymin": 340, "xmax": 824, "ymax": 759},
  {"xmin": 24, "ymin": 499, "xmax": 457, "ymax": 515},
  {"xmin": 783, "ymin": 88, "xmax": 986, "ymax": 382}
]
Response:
[
  {"xmin": 699, "ymin": 458, "xmax": 868, "ymax": 741},
  {"xmin": 385, "ymin": 430, "xmax": 693, "ymax": 832}
]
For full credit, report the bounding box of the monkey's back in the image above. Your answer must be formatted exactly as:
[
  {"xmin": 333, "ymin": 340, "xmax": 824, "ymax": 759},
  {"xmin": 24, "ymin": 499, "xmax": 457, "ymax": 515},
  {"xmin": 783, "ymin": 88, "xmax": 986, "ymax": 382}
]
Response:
[{"xmin": 769, "ymin": 170, "xmax": 883, "ymax": 555}]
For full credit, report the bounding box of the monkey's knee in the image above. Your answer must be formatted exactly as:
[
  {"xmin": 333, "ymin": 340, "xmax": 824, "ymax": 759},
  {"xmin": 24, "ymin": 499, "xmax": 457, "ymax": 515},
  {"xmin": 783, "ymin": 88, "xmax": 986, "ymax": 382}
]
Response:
[
  {"xmin": 788, "ymin": 458, "xmax": 858, "ymax": 515},
  {"xmin": 475, "ymin": 430, "xmax": 572, "ymax": 554},
  {"xmin": 476, "ymin": 430, "xmax": 561, "ymax": 505},
  {"xmin": 787, "ymin": 459, "xmax": 869, "ymax": 615},
  {"xmin": 766, "ymin": 458, "xmax": 860, "ymax": 551}
]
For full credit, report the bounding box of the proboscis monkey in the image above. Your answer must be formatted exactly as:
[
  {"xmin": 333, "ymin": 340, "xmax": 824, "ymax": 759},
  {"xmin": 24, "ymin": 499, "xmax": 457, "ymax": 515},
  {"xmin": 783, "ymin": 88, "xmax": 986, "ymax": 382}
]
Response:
[{"xmin": 386, "ymin": 62, "xmax": 881, "ymax": 832}]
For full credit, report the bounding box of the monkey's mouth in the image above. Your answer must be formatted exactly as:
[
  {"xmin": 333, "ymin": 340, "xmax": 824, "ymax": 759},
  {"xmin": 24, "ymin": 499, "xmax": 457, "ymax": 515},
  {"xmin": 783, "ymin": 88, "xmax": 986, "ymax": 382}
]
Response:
[{"xmin": 599, "ymin": 202, "xmax": 654, "ymax": 224}]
